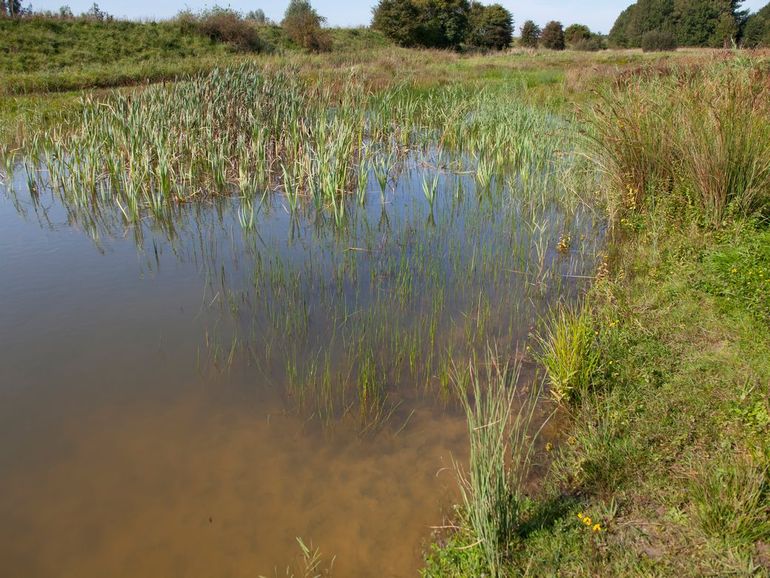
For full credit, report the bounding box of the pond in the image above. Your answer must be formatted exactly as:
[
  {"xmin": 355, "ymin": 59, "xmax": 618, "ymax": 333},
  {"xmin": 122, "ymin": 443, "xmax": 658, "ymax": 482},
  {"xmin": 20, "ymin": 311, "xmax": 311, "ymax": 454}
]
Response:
[{"xmin": 0, "ymin": 71, "xmax": 603, "ymax": 577}]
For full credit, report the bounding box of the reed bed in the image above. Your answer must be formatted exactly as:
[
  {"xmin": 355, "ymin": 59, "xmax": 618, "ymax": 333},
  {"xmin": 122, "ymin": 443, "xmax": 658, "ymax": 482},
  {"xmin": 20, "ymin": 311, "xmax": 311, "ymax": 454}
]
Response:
[{"xmin": 1, "ymin": 61, "xmax": 604, "ymax": 432}]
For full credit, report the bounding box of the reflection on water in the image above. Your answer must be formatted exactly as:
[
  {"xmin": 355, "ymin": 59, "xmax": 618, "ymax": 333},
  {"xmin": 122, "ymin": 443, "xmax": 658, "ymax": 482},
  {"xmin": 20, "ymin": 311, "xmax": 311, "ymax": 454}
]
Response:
[{"xmin": 0, "ymin": 155, "xmax": 602, "ymax": 577}]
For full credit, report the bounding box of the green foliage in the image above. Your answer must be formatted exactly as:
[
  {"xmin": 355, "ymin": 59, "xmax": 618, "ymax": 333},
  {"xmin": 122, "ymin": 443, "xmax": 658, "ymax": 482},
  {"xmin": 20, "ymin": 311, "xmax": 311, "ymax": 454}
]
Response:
[
  {"xmin": 641, "ymin": 29, "xmax": 678, "ymax": 50},
  {"xmin": 371, "ymin": 0, "xmax": 421, "ymax": 46},
  {"xmin": 564, "ymin": 24, "xmax": 605, "ymax": 51},
  {"xmin": 742, "ymin": 2, "xmax": 770, "ymax": 47},
  {"xmin": 564, "ymin": 23, "xmax": 591, "ymax": 44},
  {"xmin": 282, "ymin": 0, "xmax": 332, "ymax": 52},
  {"xmin": 422, "ymin": 534, "xmax": 488, "ymax": 577},
  {"xmin": 374, "ymin": 0, "xmax": 510, "ymax": 49},
  {"xmin": 519, "ymin": 20, "xmax": 541, "ymax": 47},
  {"xmin": 451, "ymin": 350, "xmax": 541, "ymax": 577},
  {"xmin": 690, "ymin": 458, "xmax": 770, "ymax": 545},
  {"xmin": 609, "ymin": 0, "xmax": 746, "ymax": 48},
  {"xmin": 536, "ymin": 306, "xmax": 600, "ymax": 404},
  {"xmin": 191, "ymin": 7, "xmax": 267, "ymax": 52},
  {"xmin": 466, "ymin": 2, "xmax": 513, "ymax": 50},
  {"xmin": 541, "ymin": 21, "xmax": 565, "ymax": 50}
]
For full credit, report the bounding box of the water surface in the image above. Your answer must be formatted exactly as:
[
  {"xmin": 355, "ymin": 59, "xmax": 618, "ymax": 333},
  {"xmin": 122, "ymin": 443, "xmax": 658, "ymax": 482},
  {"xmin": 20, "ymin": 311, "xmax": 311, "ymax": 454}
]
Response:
[{"xmin": 0, "ymin": 161, "xmax": 601, "ymax": 576}]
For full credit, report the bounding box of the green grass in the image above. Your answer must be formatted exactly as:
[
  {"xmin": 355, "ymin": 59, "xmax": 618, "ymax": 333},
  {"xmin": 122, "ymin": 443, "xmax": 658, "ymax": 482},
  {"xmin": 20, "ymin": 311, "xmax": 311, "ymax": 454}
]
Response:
[
  {"xmin": 535, "ymin": 306, "xmax": 601, "ymax": 404},
  {"xmin": 426, "ymin": 56, "xmax": 770, "ymax": 576},
  {"xmin": 0, "ymin": 17, "xmax": 229, "ymax": 74}
]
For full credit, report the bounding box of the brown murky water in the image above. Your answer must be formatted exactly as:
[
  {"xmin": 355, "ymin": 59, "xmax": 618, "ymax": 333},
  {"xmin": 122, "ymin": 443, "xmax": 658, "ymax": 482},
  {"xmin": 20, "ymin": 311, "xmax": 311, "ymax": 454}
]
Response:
[{"xmin": 0, "ymin": 164, "xmax": 600, "ymax": 576}]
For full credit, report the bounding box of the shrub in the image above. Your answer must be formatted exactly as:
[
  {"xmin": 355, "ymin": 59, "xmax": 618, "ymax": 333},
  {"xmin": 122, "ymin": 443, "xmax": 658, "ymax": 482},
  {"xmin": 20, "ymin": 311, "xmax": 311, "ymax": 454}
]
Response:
[
  {"xmin": 372, "ymin": 0, "xmax": 471, "ymax": 50},
  {"xmin": 641, "ymin": 30, "xmax": 677, "ymax": 52},
  {"xmin": 371, "ymin": 0, "xmax": 421, "ymax": 47},
  {"xmin": 572, "ymin": 35, "xmax": 605, "ymax": 51},
  {"xmin": 541, "ymin": 21, "xmax": 565, "ymax": 50},
  {"xmin": 196, "ymin": 9, "xmax": 265, "ymax": 52},
  {"xmin": 564, "ymin": 23, "xmax": 591, "ymax": 45},
  {"xmin": 282, "ymin": 0, "xmax": 332, "ymax": 52}
]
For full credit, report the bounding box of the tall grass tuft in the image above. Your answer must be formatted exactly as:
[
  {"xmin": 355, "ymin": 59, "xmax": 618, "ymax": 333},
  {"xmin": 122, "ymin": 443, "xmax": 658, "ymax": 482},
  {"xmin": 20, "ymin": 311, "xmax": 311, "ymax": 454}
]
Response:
[
  {"xmin": 585, "ymin": 59, "xmax": 770, "ymax": 225},
  {"xmin": 452, "ymin": 348, "xmax": 541, "ymax": 577},
  {"xmin": 677, "ymin": 63, "xmax": 770, "ymax": 225},
  {"xmin": 535, "ymin": 305, "xmax": 599, "ymax": 404}
]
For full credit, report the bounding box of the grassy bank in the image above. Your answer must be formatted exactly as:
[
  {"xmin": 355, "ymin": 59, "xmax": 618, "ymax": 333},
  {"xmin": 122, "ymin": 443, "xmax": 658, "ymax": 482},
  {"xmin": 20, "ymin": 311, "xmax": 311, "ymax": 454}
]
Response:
[{"xmin": 426, "ymin": 57, "xmax": 770, "ymax": 576}]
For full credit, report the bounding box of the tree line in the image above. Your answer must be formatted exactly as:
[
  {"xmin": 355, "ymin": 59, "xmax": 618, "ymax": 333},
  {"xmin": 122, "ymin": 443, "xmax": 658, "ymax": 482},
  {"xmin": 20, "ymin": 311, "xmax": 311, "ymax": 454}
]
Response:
[
  {"xmin": 5, "ymin": 0, "xmax": 769, "ymax": 51},
  {"xmin": 609, "ymin": 0, "xmax": 770, "ymax": 49}
]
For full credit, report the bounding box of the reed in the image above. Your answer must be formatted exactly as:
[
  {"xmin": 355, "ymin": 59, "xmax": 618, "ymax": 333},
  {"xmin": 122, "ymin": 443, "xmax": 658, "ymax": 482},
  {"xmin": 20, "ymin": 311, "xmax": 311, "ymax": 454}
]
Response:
[{"xmin": 452, "ymin": 348, "xmax": 542, "ymax": 577}]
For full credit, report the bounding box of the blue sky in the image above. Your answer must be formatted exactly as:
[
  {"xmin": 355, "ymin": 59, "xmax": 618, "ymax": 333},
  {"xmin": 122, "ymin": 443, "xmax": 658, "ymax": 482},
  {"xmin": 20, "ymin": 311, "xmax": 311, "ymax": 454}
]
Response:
[{"xmin": 32, "ymin": 0, "xmax": 769, "ymax": 34}]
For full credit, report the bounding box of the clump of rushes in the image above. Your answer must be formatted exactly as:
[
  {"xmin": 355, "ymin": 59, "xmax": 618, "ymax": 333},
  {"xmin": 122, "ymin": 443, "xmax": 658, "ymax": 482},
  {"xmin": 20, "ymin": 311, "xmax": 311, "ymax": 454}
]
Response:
[
  {"xmin": 535, "ymin": 305, "xmax": 599, "ymax": 404},
  {"xmin": 452, "ymin": 348, "xmax": 543, "ymax": 577},
  {"xmin": 585, "ymin": 59, "xmax": 770, "ymax": 226}
]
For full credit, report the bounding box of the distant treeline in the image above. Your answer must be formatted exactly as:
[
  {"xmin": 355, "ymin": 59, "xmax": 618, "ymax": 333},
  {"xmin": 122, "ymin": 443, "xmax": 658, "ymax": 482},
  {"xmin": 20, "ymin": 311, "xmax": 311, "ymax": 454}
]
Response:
[
  {"xmin": 610, "ymin": 0, "xmax": 770, "ymax": 48},
  {"xmin": 4, "ymin": 0, "xmax": 770, "ymax": 53}
]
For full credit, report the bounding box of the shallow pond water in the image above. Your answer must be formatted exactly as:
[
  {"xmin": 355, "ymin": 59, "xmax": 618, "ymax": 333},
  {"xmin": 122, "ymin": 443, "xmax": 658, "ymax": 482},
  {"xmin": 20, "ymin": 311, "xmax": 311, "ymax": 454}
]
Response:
[{"xmin": 0, "ymin": 158, "xmax": 602, "ymax": 577}]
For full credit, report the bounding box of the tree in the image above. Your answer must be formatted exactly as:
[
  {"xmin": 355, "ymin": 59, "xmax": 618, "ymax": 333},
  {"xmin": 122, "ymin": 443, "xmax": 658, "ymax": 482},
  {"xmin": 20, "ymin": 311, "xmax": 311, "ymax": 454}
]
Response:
[
  {"xmin": 742, "ymin": 3, "xmax": 770, "ymax": 47},
  {"xmin": 541, "ymin": 20, "xmax": 565, "ymax": 49},
  {"xmin": 84, "ymin": 3, "xmax": 109, "ymax": 21},
  {"xmin": 609, "ymin": 0, "xmax": 747, "ymax": 48},
  {"xmin": 282, "ymin": 0, "xmax": 332, "ymax": 52},
  {"xmin": 519, "ymin": 20, "xmax": 541, "ymax": 47},
  {"xmin": 0, "ymin": 0, "xmax": 22, "ymax": 17},
  {"xmin": 466, "ymin": 2, "xmax": 513, "ymax": 50},
  {"xmin": 372, "ymin": 0, "xmax": 421, "ymax": 46},
  {"xmin": 245, "ymin": 9, "xmax": 268, "ymax": 24},
  {"xmin": 641, "ymin": 29, "xmax": 678, "ymax": 49},
  {"xmin": 414, "ymin": 0, "xmax": 471, "ymax": 49},
  {"xmin": 372, "ymin": 0, "xmax": 470, "ymax": 49}
]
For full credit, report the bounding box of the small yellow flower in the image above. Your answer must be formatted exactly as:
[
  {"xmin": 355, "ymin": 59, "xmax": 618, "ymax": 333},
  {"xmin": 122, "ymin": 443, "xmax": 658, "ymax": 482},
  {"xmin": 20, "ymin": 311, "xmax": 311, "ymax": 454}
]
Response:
[
  {"xmin": 583, "ymin": 517, "xmax": 592, "ymax": 526},
  {"xmin": 545, "ymin": 442, "xmax": 553, "ymax": 453},
  {"xmin": 577, "ymin": 512, "xmax": 585, "ymax": 521},
  {"xmin": 592, "ymin": 523, "xmax": 602, "ymax": 533}
]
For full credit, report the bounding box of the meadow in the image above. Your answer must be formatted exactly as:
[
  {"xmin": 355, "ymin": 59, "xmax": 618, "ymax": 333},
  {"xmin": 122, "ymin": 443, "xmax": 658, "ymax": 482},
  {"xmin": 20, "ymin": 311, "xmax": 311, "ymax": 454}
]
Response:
[{"xmin": 0, "ymin": 20, "xmax": 768, "ymax": 576}]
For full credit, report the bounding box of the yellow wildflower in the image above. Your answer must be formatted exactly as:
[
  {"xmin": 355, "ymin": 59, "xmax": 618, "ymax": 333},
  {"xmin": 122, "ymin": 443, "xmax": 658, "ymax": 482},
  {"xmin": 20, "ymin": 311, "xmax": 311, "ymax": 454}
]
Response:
[
  {"xmin": 583, "ymin": 517, "xmax": 592, "ymax": 526},
  {"xmin": 593, "ymin": 524, "xmax": 602, "ymax": 533}
]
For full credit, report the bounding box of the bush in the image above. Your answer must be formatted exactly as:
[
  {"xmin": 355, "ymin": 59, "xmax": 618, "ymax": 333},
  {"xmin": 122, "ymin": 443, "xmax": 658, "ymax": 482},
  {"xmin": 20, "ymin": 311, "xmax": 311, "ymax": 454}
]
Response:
[
  {"xmin": 372, "ymin": 0, "xmax": 472, "ymax": 50},
  {"xmin": 641, "ymin": 30, "xmax": 677, "ymax": 52},
  {"xmin": 191, "ymin": 8, "xmax": 266, "ymax": 52},
  {"xmin": 572, "ymin": 35, "xmax": 605, "ymax": 51},
  {"xmin": 371, "ymin": 0, "xmax": 420, "ymax": 47},
  {"xmin": 540, "ymin": 21, "xmax": 565, "ymax": 50}
]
